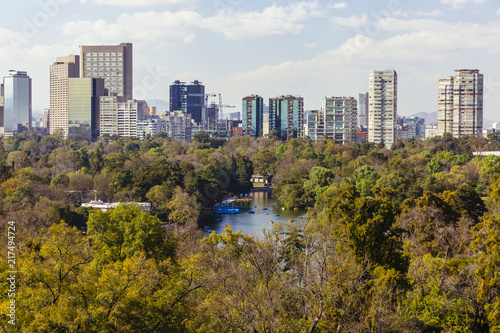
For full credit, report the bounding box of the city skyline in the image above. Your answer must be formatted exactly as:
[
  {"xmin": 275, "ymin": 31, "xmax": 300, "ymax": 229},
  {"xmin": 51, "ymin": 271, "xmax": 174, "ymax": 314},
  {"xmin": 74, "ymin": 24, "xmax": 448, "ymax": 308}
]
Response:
[{"xmin": 1, "ymin": 1, "xmax": 500, "ymax": 120}]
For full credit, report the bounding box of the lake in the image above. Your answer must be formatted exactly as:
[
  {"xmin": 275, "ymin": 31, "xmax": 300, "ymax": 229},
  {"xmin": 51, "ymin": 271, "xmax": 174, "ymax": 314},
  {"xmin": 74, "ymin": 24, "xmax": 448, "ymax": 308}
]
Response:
[{"xmin": 200, "ymin": 190, "xmax": 307, "ymax": 237}]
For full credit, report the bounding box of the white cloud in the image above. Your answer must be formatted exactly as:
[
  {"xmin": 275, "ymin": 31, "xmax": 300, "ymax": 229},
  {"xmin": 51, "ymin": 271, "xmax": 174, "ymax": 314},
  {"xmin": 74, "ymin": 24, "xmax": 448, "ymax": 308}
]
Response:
[
  {"xmin": 331, "ymin": 14, "xmax": 368, "ymax": 29},
  {"xmin": 201, "ymin": 1, "xmax": 323, "ymax": 39},
  {"xmin": 303, "ymin": 42, "xmax": 317, "ymax": 48},
  {"xmin": 416, "ymin": 10, "xmax": 443, "ymax": 16},
  {"xmin": 62, "ymin": 11, "xmax": 202, "ymax": 45},
  {"xmin": 441, "ymin": 0, "xmax": 486, "ymax": 9},
  {"xmin": 376, "ymin": 18, "xmax": 451, "ymax": 31},
  {"xmin": 221, "ymin": 18, "xmax": 500, "ymax": 114},
  {"xmin": 330, "ymin": 2, "xmax": 347, "ymax": 9},
  {"xmin": 61, "ymin": 2, "xmax": 324, "ymax": 47},
  {"xmin": 496, "ymin": 8, "xmax": 500, "ymax": 16},
  {"xmin": 82, "ymin": 0, "xmax": 197, "ymax": 6}
]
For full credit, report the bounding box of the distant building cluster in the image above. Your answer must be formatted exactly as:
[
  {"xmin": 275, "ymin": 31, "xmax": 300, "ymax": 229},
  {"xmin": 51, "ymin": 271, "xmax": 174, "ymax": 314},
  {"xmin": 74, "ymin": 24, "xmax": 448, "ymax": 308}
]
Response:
[
  {"xmin": 0, "ymin": 42, "xmax": 489, "ymax": 145},
  {"xmin": 241, "ymin": 68, "xmax": 486, "ymax": 147}
]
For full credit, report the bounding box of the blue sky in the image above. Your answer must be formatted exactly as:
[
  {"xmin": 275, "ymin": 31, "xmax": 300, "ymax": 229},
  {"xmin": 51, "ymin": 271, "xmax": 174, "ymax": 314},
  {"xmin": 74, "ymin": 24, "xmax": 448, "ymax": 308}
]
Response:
[{"xmin": 1, "ymin": 0, "xmax": 500, "ymax": 121}]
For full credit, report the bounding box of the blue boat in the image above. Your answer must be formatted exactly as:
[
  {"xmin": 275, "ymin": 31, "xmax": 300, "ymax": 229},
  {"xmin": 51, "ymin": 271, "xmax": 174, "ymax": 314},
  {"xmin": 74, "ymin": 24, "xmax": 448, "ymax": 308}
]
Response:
[
  {"xmin": 248, "ymin": 211, "xmax": 255, "ymax": 214},
  {"xmin": 215, "ymin": 206, "xmax": 241, "ymax": 214}
]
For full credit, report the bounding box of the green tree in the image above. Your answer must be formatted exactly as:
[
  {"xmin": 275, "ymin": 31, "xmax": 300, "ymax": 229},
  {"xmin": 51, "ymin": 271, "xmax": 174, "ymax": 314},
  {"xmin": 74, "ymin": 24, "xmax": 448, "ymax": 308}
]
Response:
[
  {"xmin": 87, "ymin": 204, "xmax": 171, "ymax": 266},
  {"xmin": 146, "ymin": 184, "xmax": 173, "ymax": 221},
  {"xmin": 192, "ymin": 131, "xmax": 210, "ymax": 144},
  {"xmin": 15, "ymin": 223, "xmax": 92, "ymax": 331},
  {"xmin": 303, "ymin": 166, "xmax": 335, "ymax": 198},
  {"xmin": 166, "ymin": 186, "xmax": 201, "ymax": 225},
  {"xmin": 252, "ymin": 146, "xmax": 277, "ymax": 178},
  {"xmin": 351, "ymin": 164, "xmax": 380, "ymax": 197},
  {"xmin": 471, "ymin": 214, "xmax": 500, "ymax": 332},
  {"xmin": 329, "ymin": 186, "xmax": 409, "ymax": 273}
]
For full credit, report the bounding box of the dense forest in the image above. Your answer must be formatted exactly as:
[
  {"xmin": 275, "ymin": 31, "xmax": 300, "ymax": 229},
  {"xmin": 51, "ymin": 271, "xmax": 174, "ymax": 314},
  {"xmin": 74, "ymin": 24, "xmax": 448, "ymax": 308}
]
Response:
[{"xmin": 1, "ymin": 130, "xmax": 500, "ymax": 332}]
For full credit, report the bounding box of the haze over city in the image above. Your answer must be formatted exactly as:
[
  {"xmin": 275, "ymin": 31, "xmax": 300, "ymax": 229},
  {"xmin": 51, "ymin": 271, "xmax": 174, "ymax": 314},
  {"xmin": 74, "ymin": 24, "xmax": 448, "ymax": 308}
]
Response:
[{"xmin": 1, "ymin": 0, "xmax": 500, "ymax": 119}]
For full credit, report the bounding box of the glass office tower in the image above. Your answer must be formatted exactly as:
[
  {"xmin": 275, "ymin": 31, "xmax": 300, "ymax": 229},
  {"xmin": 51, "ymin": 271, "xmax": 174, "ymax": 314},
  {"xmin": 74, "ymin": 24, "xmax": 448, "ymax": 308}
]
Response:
[
  {"xmin": 2, "ymin": 70, "xmax": 32, "ymax": 137},
  {"xmin": 68, "ymin": 78, "xmax": 105, "ymax": 141}
]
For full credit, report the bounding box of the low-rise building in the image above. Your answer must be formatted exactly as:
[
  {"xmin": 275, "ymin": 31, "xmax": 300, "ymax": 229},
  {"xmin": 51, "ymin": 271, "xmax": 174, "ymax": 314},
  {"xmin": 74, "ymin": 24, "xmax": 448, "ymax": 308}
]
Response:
[
  {"xmin": 137, "ymin": 117, "xmax": 168, "ymax": 140},
  {"xmin": 81, "ymin": 200, "xmax": 151, "ymax": 212}
]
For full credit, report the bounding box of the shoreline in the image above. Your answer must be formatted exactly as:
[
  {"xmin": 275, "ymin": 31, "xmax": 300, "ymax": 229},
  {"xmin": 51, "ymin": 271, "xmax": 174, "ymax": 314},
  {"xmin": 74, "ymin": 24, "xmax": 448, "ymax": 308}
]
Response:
[{"xmin": 250, "ymin": 187, "xmax": 274, "ymax": 193}]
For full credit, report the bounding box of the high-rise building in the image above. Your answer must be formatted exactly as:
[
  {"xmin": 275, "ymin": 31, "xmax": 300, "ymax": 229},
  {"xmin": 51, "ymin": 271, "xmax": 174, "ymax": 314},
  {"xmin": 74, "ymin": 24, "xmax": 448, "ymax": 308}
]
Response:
[
  {"xmin": 42, "ymin": 108, "xmax": 50, "ymax": 129},
  {"xmin": 397, "ymin": 116, "xmax": 426, "ymax": 139},
  {"xmin": 80, "ymin": 43, "xmax": 133, "ymax": 100},
  {"xmin": 304, "ymin": 97, "xmax": 357, "ymax": 143},
  {"xmin": 269, "ymin": 95, "xmax": 304, "ymax": 140},
  {"xmin": 169, "ymin": 80, "xmax": 205, "ymax": 124},
  {"xmin": 2, "ymin": 70, "xmax": 32, "ymax": 137},
  {"xmin": 0, "ymin": 83, "xmax": 4, "ymax": 128},
  {"xmin": 425, "ymin": 124, "xmax": 438, "ymax": 139},
  {"xmin": 242, "ymin": 95, "xmax": 264, "ymax": 138},
  {"xmin": 358, "ymin": 92, "xmax": 369, "ymax": 128},
  {"xmin": 49, "ymin": 55, "xmax": 79, "ymax": 137},
  {"xmin": 68, "ymin": 78, "xmax": 105, "ymax": 141},
  {"xmin": 169, "ymin": 80, "xmax": 186, "ymax": 112},
  {"xmin": 159, "ymin": 110, "xmax": 193, "ymax": 141},
  {"xmin": 368, "ymin": 69, "xmax": 397, "ymax": 147},
  {"xmin": 148, "ymin": 106, "xmax": 157, "ymax": 116},
  {"xmin": 99, "ymin": 96, "xmax": 144, "ymax": 137},
  {"xmin": 263, "ymin": 113, "xmax": 270, "ymax": 137},
  {"xmin": 218, "ymin": 118, "xmax": 241, "ymax": 139},
  {"xmin": 437, "ymin": 69, "xmax": 483, "ymax": 137},
  {"xmin": 137, "ymin": 118, "xmax": 167, "ymax": 140}
]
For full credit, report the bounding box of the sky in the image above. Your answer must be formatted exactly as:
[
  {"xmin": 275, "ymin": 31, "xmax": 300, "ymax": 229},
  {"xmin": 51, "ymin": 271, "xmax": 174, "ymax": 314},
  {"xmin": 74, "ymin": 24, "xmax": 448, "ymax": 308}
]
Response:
[{"xmin": 1, "ymin": 0, "xmax": 500, "ymax": 121}]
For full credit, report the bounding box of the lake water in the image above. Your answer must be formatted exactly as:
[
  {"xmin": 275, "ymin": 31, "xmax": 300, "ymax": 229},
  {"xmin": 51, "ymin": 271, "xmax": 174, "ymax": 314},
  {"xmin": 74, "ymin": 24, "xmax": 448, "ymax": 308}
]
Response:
[{"xmin": 200, "ymin": 190, "xmax": 307, "ymax": 237}]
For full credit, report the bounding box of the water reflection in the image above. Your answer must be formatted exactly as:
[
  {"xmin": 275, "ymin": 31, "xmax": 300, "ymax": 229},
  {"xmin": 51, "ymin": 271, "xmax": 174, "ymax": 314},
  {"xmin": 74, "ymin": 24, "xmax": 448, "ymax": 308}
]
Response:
[{"xmin": 200, "ymin": 191, "xmax": 307, "ymax": 237}]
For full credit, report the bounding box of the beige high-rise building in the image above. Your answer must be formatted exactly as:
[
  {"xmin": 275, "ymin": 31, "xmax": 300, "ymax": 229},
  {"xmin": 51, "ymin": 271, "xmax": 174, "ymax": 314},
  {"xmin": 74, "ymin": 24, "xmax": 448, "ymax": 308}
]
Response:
[
  {"xmin": 80, "ymin": 43, "xmax": 133, "ymax": 100},
  {"xmin": 49, "ymin": 55, "xmax": 79, "ymax": 137},
  {"xmin": 437, "ymin": 69, "xmax": 483, "ymax": 137},
  {"xmin": 368, "ymin": 69, "xmax": 397, "ymax": 147},
  {"xmin": 100, "ymin": 96, "xmax": 143, "ymax": 137}
]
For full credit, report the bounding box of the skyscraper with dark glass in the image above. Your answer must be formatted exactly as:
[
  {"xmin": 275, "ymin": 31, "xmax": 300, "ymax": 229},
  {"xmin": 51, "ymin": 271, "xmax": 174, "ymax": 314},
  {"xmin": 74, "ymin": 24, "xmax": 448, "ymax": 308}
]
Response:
[{"xmin": 169, "ymin": 80, "xmax": 204, "ymax": 124}]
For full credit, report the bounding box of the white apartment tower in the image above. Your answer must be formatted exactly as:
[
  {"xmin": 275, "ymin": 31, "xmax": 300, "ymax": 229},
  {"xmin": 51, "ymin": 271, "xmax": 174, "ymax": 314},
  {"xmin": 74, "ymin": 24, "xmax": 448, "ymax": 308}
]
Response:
[
  {"xmin": 100, "ymin": 96, "xmax": 144, "ymax": 137},
  {"xmin": 49, "ymin": 55, "xmax": 79, "ymax": 137},
  {"xmin": 437, "ymin": 69, "xmax": 483, "ymax": 137},
  {"xmin": 305, "ymin": 96, "xmax": 357, "ymax": 143},
  {"xmin": 159, "ymin": 110, "xmax": 193, "ymax": 141},
  {"xmin": 368, "ymin": 69, "xmax": 397, "ymax": 147}
]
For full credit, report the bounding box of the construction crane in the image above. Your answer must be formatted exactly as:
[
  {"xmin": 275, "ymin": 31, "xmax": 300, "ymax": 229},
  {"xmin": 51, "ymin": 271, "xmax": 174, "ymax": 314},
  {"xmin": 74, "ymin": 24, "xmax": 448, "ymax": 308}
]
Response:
[
  {"xmin": 187, "ymin": 93, "xmax": 234, "ymax": 131},
  {"xmin": 215, "ymin": 93, "xmax": 235, "ymax": 129}
]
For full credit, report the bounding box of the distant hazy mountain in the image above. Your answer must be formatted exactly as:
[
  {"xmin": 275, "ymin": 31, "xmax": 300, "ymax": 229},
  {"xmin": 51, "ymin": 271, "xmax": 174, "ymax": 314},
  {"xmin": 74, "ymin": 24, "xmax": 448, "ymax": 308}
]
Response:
[
  {"xmin": 408, "ymin": 112, "xmax": 437, "ymax": 124},
  {"xmin": 32, "ymin": 112, "xmax": 44, "ymax": 119},
  {"xmin": 147, "ymin": 99, "xmax": 169, "ymax": 113}
]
